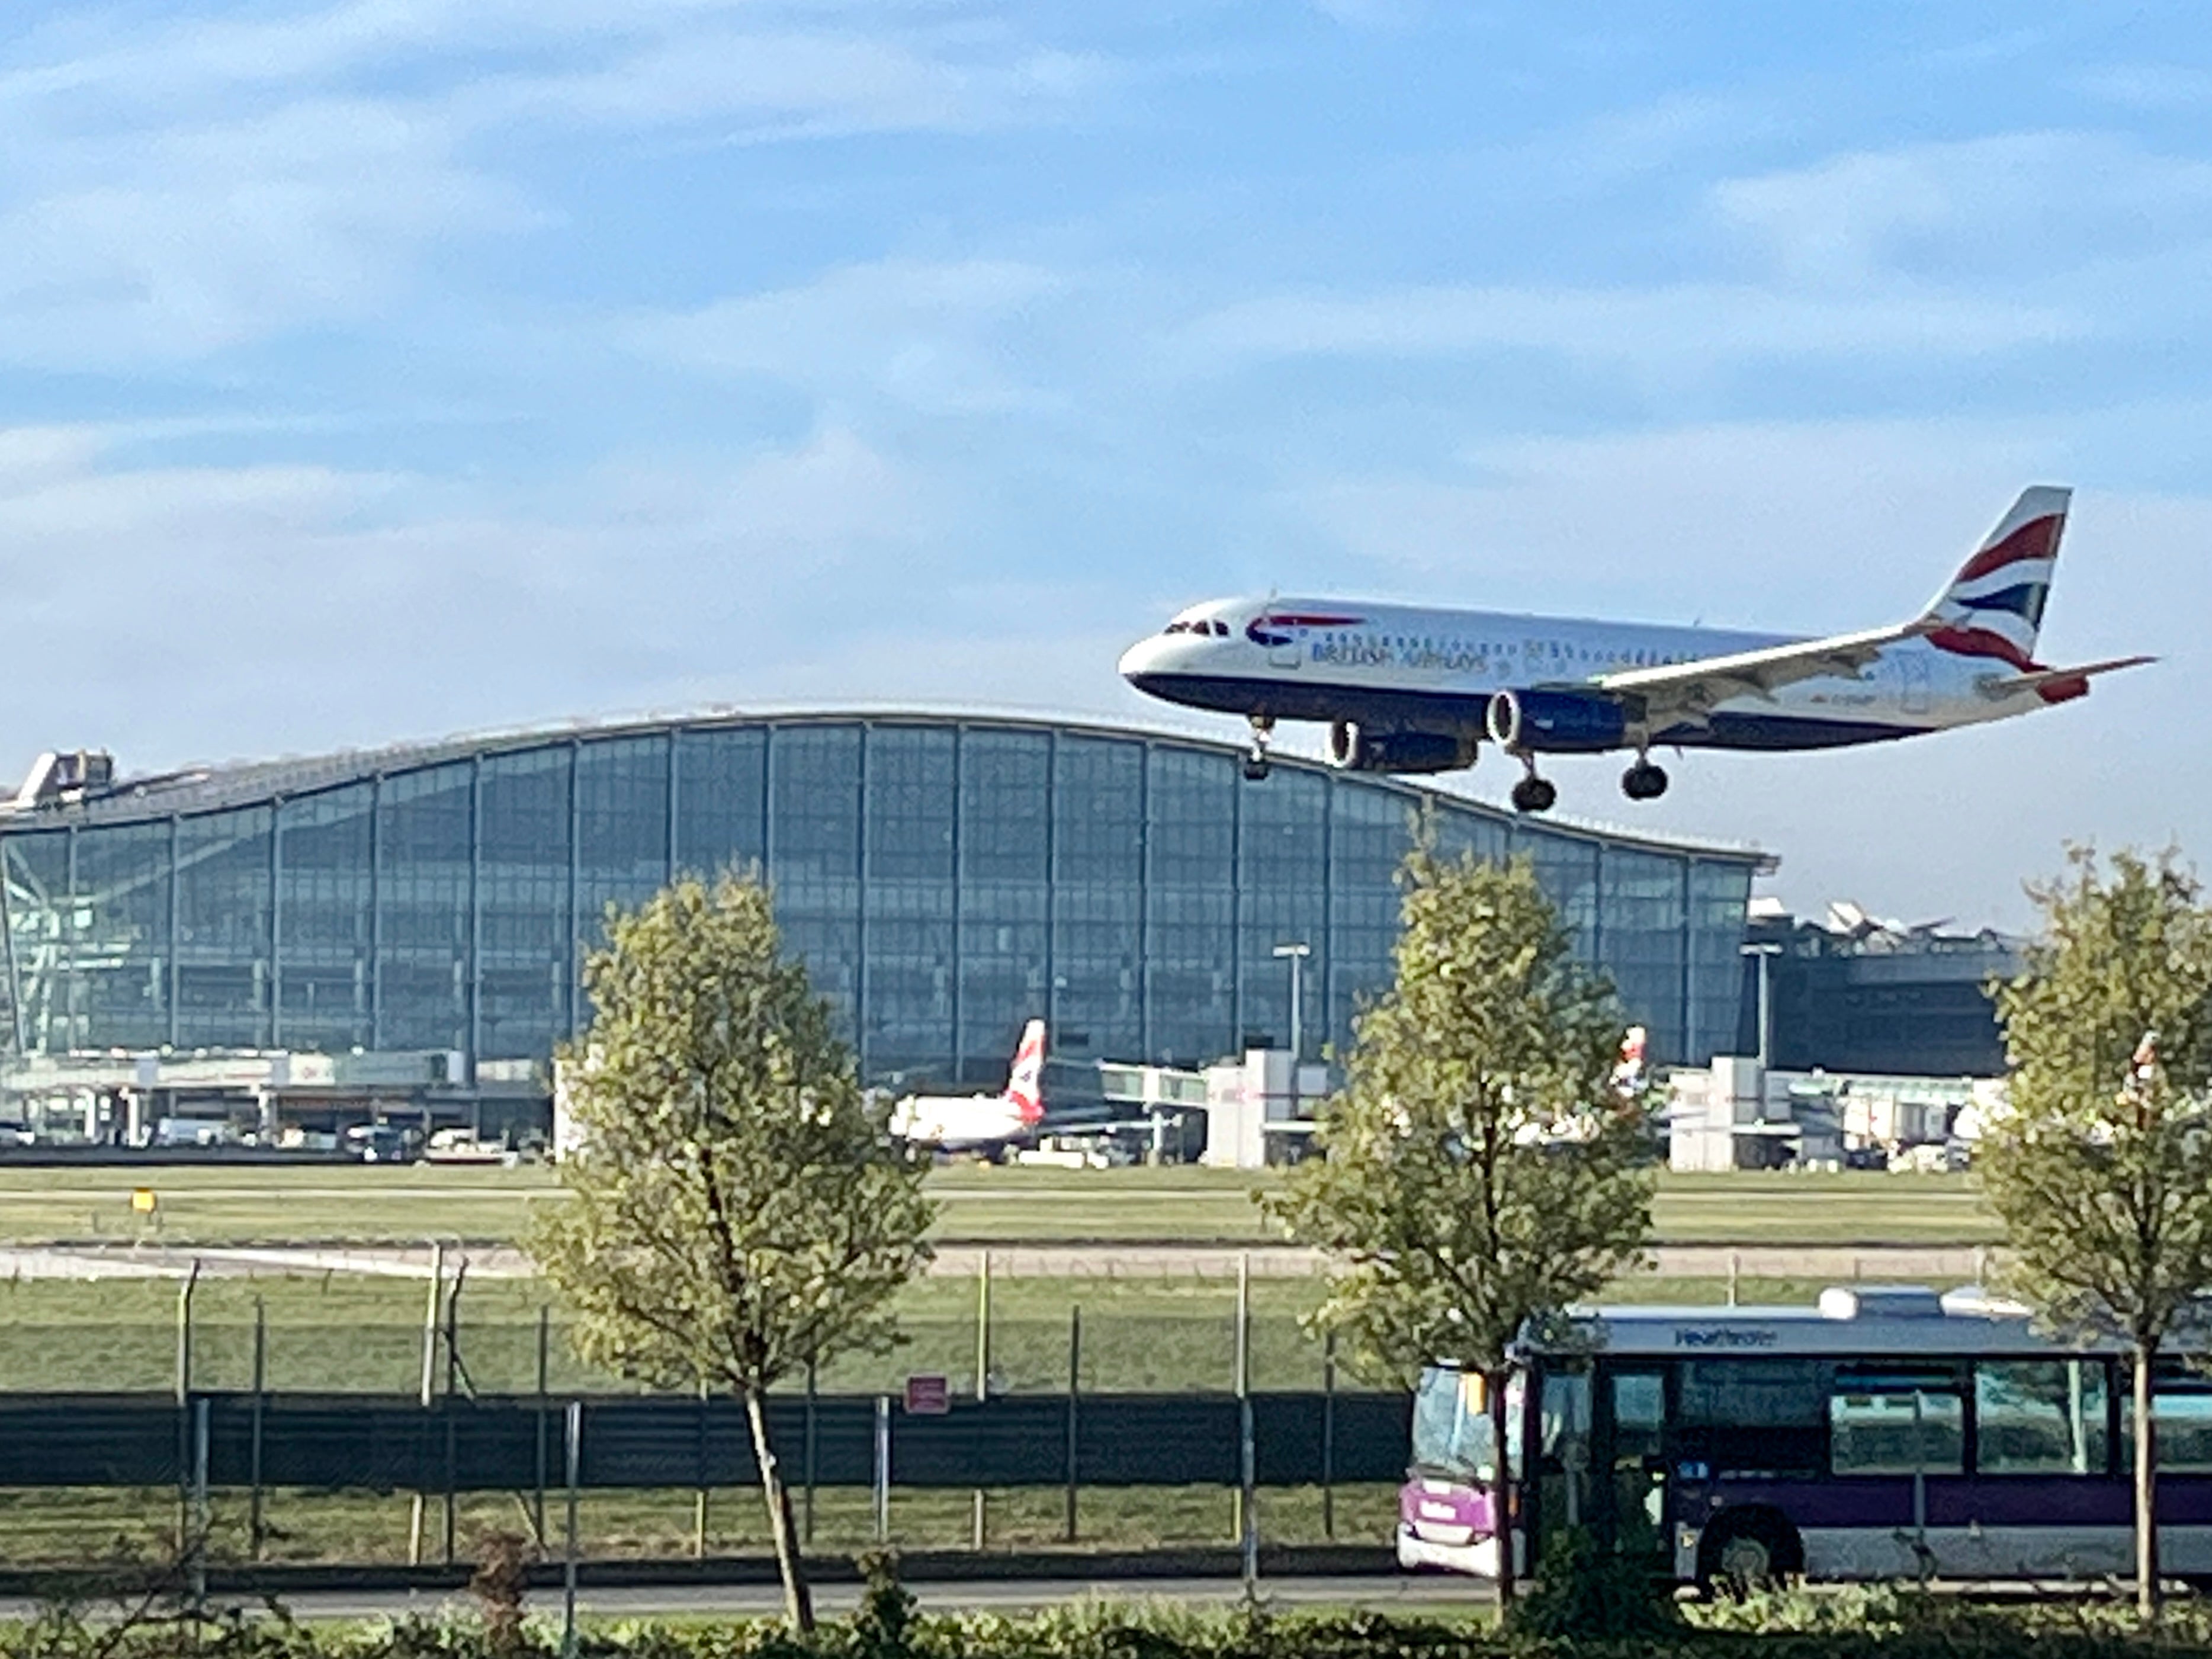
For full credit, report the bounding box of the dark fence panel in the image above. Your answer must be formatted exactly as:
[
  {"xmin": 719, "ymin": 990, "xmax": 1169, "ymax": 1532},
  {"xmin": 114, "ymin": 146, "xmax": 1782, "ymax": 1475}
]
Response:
[{"xmin": 0, "ymin": 1392, "xmax": 1410, "ymax": 1493}]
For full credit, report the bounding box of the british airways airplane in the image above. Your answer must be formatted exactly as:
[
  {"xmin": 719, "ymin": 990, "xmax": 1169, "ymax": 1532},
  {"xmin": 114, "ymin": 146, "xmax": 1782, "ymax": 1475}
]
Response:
[{"xmin": 1117, "ymin": 487, "xmax": 2150, "ymax": 814}]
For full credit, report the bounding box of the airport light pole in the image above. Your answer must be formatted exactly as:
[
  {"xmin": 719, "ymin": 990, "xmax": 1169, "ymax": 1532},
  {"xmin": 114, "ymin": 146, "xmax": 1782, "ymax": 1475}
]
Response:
[
  {"xmin": 1273, "ymin": 943, "xmax": 1311, "ymax": 1130},
  {"xmin": 1741, "ymin": 942, "xmax": 1783, "ymax": 1069},
  {"xmin": 1272, "ymin": 943, "xmax": 1310, "ymax": 1063}
]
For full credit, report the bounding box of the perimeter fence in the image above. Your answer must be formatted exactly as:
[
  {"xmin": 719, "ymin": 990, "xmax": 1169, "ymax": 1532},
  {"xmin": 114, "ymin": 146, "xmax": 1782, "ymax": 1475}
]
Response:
[{"xmin": 0, "ymin": 1259, "xmax": 1413, "ymax": 1568}]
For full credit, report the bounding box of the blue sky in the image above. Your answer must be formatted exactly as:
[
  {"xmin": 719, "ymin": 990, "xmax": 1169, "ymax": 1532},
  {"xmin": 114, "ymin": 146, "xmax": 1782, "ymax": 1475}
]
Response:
[{"xmin": 2, "ymin": 2, "xmax": 2207, "ymax": 928}]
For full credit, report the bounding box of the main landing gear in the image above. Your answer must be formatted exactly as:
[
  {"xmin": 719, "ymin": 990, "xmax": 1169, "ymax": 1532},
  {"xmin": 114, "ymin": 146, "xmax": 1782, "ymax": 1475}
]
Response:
[
  {"xmin": 1510, "ymin": 756, "xmax": 1557, "ymax": 816},
  {"xmin": 1242, "ymin": 715, "xmax": 1273, "ymax": 782},
  {"xmin": 1621, "ymin": 757, "xmax": 1670, "ymax": 801}
]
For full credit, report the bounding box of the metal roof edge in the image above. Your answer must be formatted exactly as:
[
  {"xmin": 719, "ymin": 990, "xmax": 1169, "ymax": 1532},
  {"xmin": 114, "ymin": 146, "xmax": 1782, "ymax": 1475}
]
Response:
[{"xmin": 0, "ymin": 700, "xmax": 1777, "ymax": 869}]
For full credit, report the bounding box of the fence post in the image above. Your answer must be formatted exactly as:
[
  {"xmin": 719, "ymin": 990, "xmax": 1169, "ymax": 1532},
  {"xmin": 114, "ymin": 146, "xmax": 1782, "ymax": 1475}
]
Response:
[
  {"xmin": 1064, "ymin": 1306, "xmax": 1081, "ymax": 1542},
  {"xmin": 410, "ymin": 1241, "xmax": 444, "ymax": 1567},
  {"xmin": 1238, "ymin": 1251, "xmax": 1257, "ymax": 1596},
  {"xmin": 250, "ymin": 1297, "xmax": 267, "ymax": 1560},
  {"xmin": 1322, "ymin": 1328, "xmax": 1336, "ymax": 1541},
  {"xmin": 694, "ymin": 1379, "xmax": 709, "ymax": 1559},
  {"xmin": 444, "ymin": 1261, "xmax": 465, "ymax": 1567},
  {"xmin": 1231, "ymin": 1252, "xmax": 1247, "ymax": 1545},
  {"xmin": 561, "ymin": 1401, "xmax": 582, "ymax": 1659},
  {"xmin": 804, "ymin": 1358, "xmax": 818, "ymax": 1545},
  {"xmin": 189, "ymin": 1396, "xmax": 210, "ymax": 1616},
  {"xmin": 972, "ymin": 1250, "xmax": 990, "ymax": 1551},
  {"xmin": 872, "ymin": 1394, "xmax": 891, "ymax": 1544},
  {"xmin": 534, "ymin": 1306, "xmax": 550, "ymax": 1546},
  {"xmin": 174, "ymin": 1259, "xmax": 199, "ymax": 1555}
]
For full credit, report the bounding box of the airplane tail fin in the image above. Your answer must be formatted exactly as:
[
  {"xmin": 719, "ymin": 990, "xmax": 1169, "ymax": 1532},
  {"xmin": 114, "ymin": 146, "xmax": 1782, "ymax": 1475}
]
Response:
[
  {"xmin": 1003, "ymin": 1019, "xmax": 1046, "ymax": 1127},
  {"xmin": 1920, "ymin": 486, "xmax": 2071, "ymax": 669}
]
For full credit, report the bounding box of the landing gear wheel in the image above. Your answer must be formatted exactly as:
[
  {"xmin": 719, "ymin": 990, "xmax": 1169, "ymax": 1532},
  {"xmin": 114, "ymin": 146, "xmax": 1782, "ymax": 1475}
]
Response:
[
  {"xmin": 1510, "ymin": 775, "xmax": 1557, "ymax": 814},
  {"xmin": 1622, "ymin": 759, "xmax": 1670, "ymax": 801},
  {"xmin": 1242, "ymin": 715, "xmax": 1274, "ymax": 782}
]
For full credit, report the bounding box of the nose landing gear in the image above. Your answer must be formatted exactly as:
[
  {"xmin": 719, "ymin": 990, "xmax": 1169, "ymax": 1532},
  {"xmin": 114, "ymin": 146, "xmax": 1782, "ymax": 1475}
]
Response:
[
  {"xmin": 1621, "ymin": 758, "xmax": 1670, "ymax": 801},
  {"xmin": 1242, "ymin": 715, "xmax": 1274, "ymax": 782},
  {"xmin": 1509, "ymin": 755, "xmax": 1557, "ymax": 815}
]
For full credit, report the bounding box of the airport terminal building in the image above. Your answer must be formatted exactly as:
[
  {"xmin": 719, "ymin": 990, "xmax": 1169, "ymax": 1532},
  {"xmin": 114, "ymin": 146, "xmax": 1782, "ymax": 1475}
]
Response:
[{"xmin": 0, "ymin": 713, "xmax": 1767, "ymax": 1127}]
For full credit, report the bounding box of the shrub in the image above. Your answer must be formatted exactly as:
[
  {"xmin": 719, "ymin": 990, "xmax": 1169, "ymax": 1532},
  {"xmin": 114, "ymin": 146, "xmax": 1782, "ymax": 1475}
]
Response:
[{"xmin": 1505, "ymin": 1527, "xmax": 1677, "ymax": 1644}]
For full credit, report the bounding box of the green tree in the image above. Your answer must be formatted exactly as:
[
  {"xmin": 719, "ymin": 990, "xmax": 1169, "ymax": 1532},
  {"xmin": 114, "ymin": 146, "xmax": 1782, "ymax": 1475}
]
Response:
[
  {"xmin": 1264, "ymin": 846, "xmax": 1654, "ymax": 1602},
  {"xmin": 1982, "ymin": 846, "xmax": 2212, "ymax": 1621},
  {"xmin": 529, "ymin": 871, "xmax": 935, "ymax": 1630}
]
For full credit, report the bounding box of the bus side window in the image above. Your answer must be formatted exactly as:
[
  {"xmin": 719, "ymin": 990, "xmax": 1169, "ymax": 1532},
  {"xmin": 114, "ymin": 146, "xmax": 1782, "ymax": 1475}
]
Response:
[
  {"xmin": 1829, "ymin": 1366, "xmax": 1964, "ymax": 1476},
  {"xmin": 1975, "ymin": 1360, "xmax": 2108, "ymax": 1475},
  {"xmin": 2121, "ymin": 1374, "xmax": 2212, "ymax": 1472}
]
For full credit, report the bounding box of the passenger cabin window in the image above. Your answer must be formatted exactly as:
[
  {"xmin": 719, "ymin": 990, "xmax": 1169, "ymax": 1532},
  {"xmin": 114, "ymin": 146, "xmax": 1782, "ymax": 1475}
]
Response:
[
  {"xmin": 1976, "ymin": 1360, "xmax": 2108, "ymax": 1475},
  {"xmin": 1829, "ymin": 1365, "xmax": 1964, "ymax": 1475}
]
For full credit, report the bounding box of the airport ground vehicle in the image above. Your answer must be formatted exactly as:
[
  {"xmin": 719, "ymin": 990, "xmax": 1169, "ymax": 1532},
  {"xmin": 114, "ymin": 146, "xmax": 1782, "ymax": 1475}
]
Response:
[
  {"xmin": 1399, "ymin": 1286, "xmax": 2212, "ymax": 1588},
  {"xmin": 342, "ymin": 1123, "xmax": 418, "ymax": 1164}
]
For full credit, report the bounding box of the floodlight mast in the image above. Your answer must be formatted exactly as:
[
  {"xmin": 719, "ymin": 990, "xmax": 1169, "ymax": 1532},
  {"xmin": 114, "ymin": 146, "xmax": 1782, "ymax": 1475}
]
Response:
[{"xmin": 1272, "ymin": 942, "xmax": 1310, "ymax": 1064}]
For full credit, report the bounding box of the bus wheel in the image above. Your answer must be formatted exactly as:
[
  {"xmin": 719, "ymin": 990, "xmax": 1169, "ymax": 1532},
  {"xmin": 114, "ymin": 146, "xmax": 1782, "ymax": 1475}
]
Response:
[{"xmin": 1699, "ymin": 1511, "xmax": 1800, "ymax": 1599}]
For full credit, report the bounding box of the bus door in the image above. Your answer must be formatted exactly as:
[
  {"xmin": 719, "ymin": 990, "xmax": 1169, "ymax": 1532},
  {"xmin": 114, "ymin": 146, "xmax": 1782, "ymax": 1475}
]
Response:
[
  {"xmin": 1536, "ymin": 1361, "xmax": 1593, "ymax": 1557},
  {"xmin": 1600, "ymin": 1363, "xmax": 1672, "ymax": 1564}
]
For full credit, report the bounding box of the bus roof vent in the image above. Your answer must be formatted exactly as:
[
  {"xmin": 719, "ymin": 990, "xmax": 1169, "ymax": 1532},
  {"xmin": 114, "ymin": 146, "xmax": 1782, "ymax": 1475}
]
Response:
[
  {"xmin": 1818, "ymin": 1284, "xmax": 1947, "ymax": 1321},
  {"xmin": 1938, "ymin": 1284, "xmax": 2031, "ymax": 1319}
]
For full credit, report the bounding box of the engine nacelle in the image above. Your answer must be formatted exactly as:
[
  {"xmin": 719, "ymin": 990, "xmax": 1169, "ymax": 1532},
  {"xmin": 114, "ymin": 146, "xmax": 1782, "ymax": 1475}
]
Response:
[
  {"xmin": 1327, "ymin": 720, "xmax": 1471, "ymax": 774},
  {"xmin": 1485, "ymin": 689, "xmax": 1629, "ymax": 755}
]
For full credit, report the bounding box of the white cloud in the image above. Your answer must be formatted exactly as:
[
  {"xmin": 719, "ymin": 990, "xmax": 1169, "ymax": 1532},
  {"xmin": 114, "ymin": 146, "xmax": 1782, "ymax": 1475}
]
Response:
[
  {"xmin": 0, "ymin": 422, "xmax": 952, "ymax": 765},
  {"xmin": 627, "ymin": 257, "xmax": 1068, "ymax": 413},
  {"xmin": 0, "ymin": 98, "xmax": 525, "ymax": 365},
  {"xmin": 480, "ymin": 30, "xmax": 1100, "ymax": 137},
  {"xmin": 1183, "ymin": 280, "xmax": 2078, "ymax": 377},
  {"xmin": 1713, "ymin": 132, "xmax": 2212, "ymax": 286},
  {"xmin": 2073, "ymin": 63, "xmax": 2212, "ymax": 112},
  {"xmin": 0, "ymin": 2, "xmax": 1102, "ymax": 368},
  {"xmin": 1287, "ymin": 417, "xmax": 2070, "ymax": 620}
]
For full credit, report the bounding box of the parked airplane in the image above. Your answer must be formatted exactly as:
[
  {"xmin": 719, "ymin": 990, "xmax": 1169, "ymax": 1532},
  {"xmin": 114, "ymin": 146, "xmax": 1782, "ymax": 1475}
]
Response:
[
  {"xmin": 1118, "ymin": 487, "xmax": 2149, "ymax": 813},
  {"xmin": 890, "ymin": 1019, "xmax": 1047, "ymax": 1155}
]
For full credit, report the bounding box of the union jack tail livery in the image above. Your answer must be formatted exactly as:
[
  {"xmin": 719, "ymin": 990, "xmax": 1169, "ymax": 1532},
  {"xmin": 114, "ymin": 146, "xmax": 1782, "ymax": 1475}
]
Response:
[
  {"xmin": 1921, "ymin": 486, "xmax": 2070, "ymax": 670},
  {"xmin": 1005, "ymin": 1018, "xmax": 1047, "ymax": 1127}
]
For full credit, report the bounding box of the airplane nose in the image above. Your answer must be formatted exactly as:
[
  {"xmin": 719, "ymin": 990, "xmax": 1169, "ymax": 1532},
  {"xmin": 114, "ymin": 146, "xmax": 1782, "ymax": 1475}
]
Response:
[{"xmin": 1117, "ymin": 636, "xmax": 1164, "ymax": 681}]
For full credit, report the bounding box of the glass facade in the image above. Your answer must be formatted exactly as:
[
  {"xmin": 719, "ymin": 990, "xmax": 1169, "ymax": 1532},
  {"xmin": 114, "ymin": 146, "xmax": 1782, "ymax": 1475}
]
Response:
[{"xmin": 0, "ymin": 717, "xmax": 1761, "ymax": 1084}]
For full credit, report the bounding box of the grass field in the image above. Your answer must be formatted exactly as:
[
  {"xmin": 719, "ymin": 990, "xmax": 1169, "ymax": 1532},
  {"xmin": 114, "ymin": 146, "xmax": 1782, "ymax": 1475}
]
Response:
[
  {"xmin": 0, "ymin": 1272, "xmax": 1832, "ymax": 1396},
  {"xmin": 0, "ymin": 1480, "xmax": 1408, "ymax": 1567},
  {"xmin": 0, "ymin": 1163, "xmax": 1999, "ymax": 1248}
]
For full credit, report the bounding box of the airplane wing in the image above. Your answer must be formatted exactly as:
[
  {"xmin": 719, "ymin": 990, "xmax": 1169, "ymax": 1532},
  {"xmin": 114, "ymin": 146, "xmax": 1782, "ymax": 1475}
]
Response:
[{"xmin": 1591, "ymin": 620, "xmax": 1921, "ymax": 723}]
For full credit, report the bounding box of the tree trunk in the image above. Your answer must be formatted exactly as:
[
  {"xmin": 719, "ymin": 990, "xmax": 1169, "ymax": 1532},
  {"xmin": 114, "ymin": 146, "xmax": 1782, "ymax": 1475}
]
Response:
[
  {"xmin": 2134, "ymin": 1342, "xmax": 2159, "ymax": 1623},
  {"xmin": 744, "ymin": 1385, "xmax": 814, "ymax": 1632},
  {"xmin": 1488, "ymin": 1367, "xmax": 1516, "ymax": 1605}
]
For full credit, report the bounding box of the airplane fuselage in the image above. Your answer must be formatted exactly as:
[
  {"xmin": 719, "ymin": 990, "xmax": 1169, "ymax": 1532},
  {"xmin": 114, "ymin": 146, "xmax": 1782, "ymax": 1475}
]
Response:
[{"xmin": 1120, "ymin": 598, "xmax": 2057, "ymax": 756}]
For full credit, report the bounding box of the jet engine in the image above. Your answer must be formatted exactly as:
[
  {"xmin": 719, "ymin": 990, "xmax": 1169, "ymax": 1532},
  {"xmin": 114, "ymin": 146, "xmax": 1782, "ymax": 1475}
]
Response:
[
  {"xmin": 1485, "ymin": 689, "xmax": 1630, "ymax": 755},
  {"xmin": 1326, "ymin": 720, "xmax": 1472, "ymax": 774}
]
